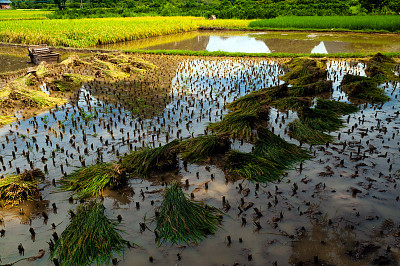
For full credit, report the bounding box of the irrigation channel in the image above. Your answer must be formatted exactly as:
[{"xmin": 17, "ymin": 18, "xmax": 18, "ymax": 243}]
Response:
[{"xmin": 0, "ymin": 53, "xmax": 400, "ymax": 265}]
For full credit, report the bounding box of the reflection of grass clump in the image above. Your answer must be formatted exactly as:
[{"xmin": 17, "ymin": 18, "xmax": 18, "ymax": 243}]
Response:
[
  {"xmin": 121, "ymin": 140, "xmax": 179, "ymax": 177},
  {"xmin": 253, "ymin": 128, "xmax": 311, "ymax": 168},
  {"xmin": 0, "ymin": 169, "xmax": 44, "ymax": 206},
  {"xmin": 288, "ymin": 119, "xmax": 333, "ymax": 145},
  {"xmin": 341, "ymin": 74, "xmax": 390, "ymax": 102},
  {"xmin": 60, "ymin": 163, "xmax": 126, "ymax": 199},
  {"xmin": 51, "ymin": 201, "xmax": 129, "ymax": 266},
  {"xmin": 156, "ymin": 181, "xmax": 222, "ymax": 246},
  {"xmin": 226, "ymin": 150, "xmax": 285, "ymax": 183},
  {"xmin": 180, "ymin": 134, "xmax": 230, "ymax": 163}
]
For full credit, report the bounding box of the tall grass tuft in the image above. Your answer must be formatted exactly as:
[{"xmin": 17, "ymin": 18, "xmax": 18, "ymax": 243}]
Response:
[
  {"xmin": 253, "ymin": 128, "xmax": 311, "ymax": 167},
  {"xmin": 121, "ymin": 140, "xmax": 180, "ymax": 177},
  {"xmin": 156, "ymin": 181, "xmax": 222, "ymax": 246},
  {"xmin": 298, "ymin": 108, "xmax": 344, "ymax": 132},
  {"xmin": 316, "ymin": 98, "xmax": 359, "ymax": 115},
  {"xmin": 225, "ymin": 150, "xmax": 285, "ymax": 183},
  {"xmin": 179, "ymin": 134, "xmax": 231, "ymax": 163},
  {"xmin": 60, "ymin": 163, "xmax": 126, "ymax": 199},
  {"xmin": 366, "ymin": 53, "xmax": 399, "ymax": 82},
  {"xmin": 341, "ymin": 74, "xmax": 390, "ymax": 102},
  {"xmin": 288, "ymin": 119, "xmax": 333, "ymax": 145},
  {"xmin": 50, "ymin": 201, "xmax": 129, "ymax": 266},
  {"xmin": 280, "ymin": 58, "xmax": 327, "ymax": 86}
]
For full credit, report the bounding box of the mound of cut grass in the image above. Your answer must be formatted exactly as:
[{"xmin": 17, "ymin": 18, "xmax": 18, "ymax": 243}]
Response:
[
  {"xmin": 315, "ymin": 98, "xmax": 359, "ymax": 115},
  {"xmin": 225, "ymin": 150, "xmax": 285, "ymax": 183},
  {"xmin": 366, "ymin": 53, "xmax": 399, "ymax": 82},
  {"xmin": 179, "ymin": 134, "xmax": 230, "ymax": 163},
  {"xmin": 288, "ymin": 80, "xmax": 332, "ymax": 97},
  {"xmin": 155, "ymin": 181, "xmax": 222, "ymax": 246},
  {"xmin": 288, "ymin": 119, "xmax": 333, "ymax": 145},
  {"xmin": 253, "ymin": 128, "xmax": 311, "ymax": 167},
  {"xmin": 0, "ymin": 169, "xmax": 44, "ymax": 206},
  {"xmin": 341, "ymin": 74, "xmax": 390, "ymax": 102},
  {"xmin": 280, "ymin": 58, "xmax": 327, "ymax": 86},
  {"xmin": 50, "ymin": 201, "xmax": 129, "ymax": 266},
  {"xmin": 60, "ymin": 163, "xmax": 126, "ymax": 199},
  {"xmin": 298, "ymin": 108, "xmax": 344, "ymax": 132},
  {"xmin": 121, "ymin": 140, "xmax": 180, "ymax": 177}
]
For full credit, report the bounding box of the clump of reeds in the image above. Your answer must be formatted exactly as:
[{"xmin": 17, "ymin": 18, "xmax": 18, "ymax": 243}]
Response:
[
  {"xmin": 288, "ymin": 119, "xmax": 333, "ymax": 145},
  {"xmin": 288, "ymin": 80, "xmax": 332, "ymax": 97},
  {"xmin": 179, "ymin": 134, "xmax": 230, "ymax": 163},
  {"xmin": 316, "ymin": 98, "xmax": 359, "ymax": 115},
  {"xmin": 208, "ymin": 109, "xmax": 263, "ymax": 141},
  {"xmin": 366, "ymin": 53, "xmax": 399, "ymax": 82},
  {"xmin": 225, "ymin": 150, "xmax": 285, "ymax": 183},
  {"xmin": 270, "ymin": 96, "xmax": 312, "ymax": 111},
  {"xmin": 50, "ymin": 201, "xmax": 128, "ymax": 266},
  {"xmin": 0, "ymin": 169, "xmax": 43, "ymax": 206},
  {"xmin": 280, "ymin": 58, "xmax": 327, "ymax": 86},
  {"xmin": 155, "ymin": 181, "xmax": 222, "ymax": 246},
  {"xmin": 121, "ymin": 140, "xmax": 180, "ymax": 177},
  {"xmin": 60, "ymin": 163, "xmax": 126, "ymax": 199},
  {"xmin": 253, "ymin": 128, "xmax": 311, "ymax": 167},
  {"xmin": 298, "ymin": 108, "xmax": 344, "ymax": 132},
  {"xmin": 341, "ymin": 74, "xmax": 390, "ymax": 102}
]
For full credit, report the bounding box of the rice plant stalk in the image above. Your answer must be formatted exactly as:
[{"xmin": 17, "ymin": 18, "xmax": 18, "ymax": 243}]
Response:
[
  {"xmin": 60, "ymin": 163, "xmax": 126, "ymax": 199},
  {"xmin": 315, "ymin": 98, "xmax": 359, "ymax": 115},
  {"xmin": 288, "ymin": 119, "xmax": 333, "ymax": 145},
  {"xmin": 156, "ymin": 181, "xmax": 222, "ymax": 246},
  {"xmin": 50, "ymin": 201, "xmax": 129, "ymax": 266}
]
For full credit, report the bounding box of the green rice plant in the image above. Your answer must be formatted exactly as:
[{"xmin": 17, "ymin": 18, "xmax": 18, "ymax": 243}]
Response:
[
  {"xmin": 0, "ymin": 169, "xmax": 43, "ymax": 206},
  {"xmin": 280, "ymin": 58, "xmax": 327, "ymax": 86},
  {"xmin": 60, "ymin": 163, "xmax": 126, "ymax": 199},
  {"xmin": 366, "ymin": 53, "xmax": 399, "ymax": 82},
  {"xmin": 270, "ymin": 96, "xmax": 312, "ymax": 111},
  {"xmin": 249, "ymin": 16, "xmax": 400, "ymax": 33},
  {"xmin": 298, "ymin": 108, "xmax": 344, "ymax": 132},
  {"xmin": 208, "ymin": 109, "xmax": 266, "ymax": 141},
  {"xmin": 155, "ymin": 181, "xmax": 222, "ymax": 246},
  {"xmin": 225, "ymin": 150, "xmax": 285, "ymax": 183},
  {"xmin": 179, "ymin": 134, "xmax": 231, "ymax": 163},
  {"xmin": 0, "ymin": 115, "xmax": 15, "ymax": 126},
  {"xmin": 288, "ymin": 119, "xmax": 333, "ymax": 145},
  {"xmin": 316, "ymin": 98, "xmax": 359, "ymax": 115},
  {"xmin": 341, "ymin": 74, "xmax": 390, "ymax": 102},
  {"xmin": 50, "ymin": 201, "xmax": 129, "ymax": 266},
  {"xmin": 253, "ymin": 128, "xmax": 311, "ymax": 167},
  {"xmin": 121, "ymin": 140, "xmax": 180, "ymax": 177},
  {"xmin": 288, "ymin": 80, "xmax": 333, "ymax": 97}
]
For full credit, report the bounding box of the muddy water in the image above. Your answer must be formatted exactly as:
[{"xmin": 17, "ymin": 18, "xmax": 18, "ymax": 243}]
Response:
[
  {"xmin": 96, "ymin": 31, "xmax": 400, "ymax": 54},
  {"xmin": 0, "ymin": 58, "xmax": 400, "ymax": 265}
]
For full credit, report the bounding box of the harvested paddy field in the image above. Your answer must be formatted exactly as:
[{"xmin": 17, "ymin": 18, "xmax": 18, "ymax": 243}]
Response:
[{"xmin": 0, "ymin": 51, "xmax": 400, "ymax": 265}]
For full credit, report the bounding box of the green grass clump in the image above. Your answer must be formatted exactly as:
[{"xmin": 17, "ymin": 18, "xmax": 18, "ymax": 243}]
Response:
[
  {"xmin": 208, "ymin": 109, "xmax": 268, "ymax": 141},
  {"xmin": 179, "ymin": 134, "xmax": 230, "ymax": 163},
  {"xmin": 60, "ymin": 163, "xmax": 126, "ymax": 199},
  {"xmin": 50, "ymin": 201, "xmax": 129, "ymax": 266},
  {"xmin": 225, "ymin": 150, "xmax": 285, "ymax": 183},
  {"xmin": 280, "ymin": 58, "xmax": 327, "ymax": 86},
  {"xmin": 298, "ymin": 108, "xmax": 344, "ymax": 132},
  {"xmin": 249, "ymin": 16, "xmax": 400, "ymax": 33},
  {"xmin": 270, "ymin": 96, "xmax": 312, "ymax": 111},
  {"xmin": 288, "ymin": 80, "xmax": 332, "ymax": 97},
  {"xmin": 341, "ymin": 74, "xmax": 390, "ymax": 102},
  {"xmin": 0, "ymin": 115, "xmax": 15, "ymax": 126},
  {"xmin": 366, "ymin": 53, "xmax": 399, "ymax": 82},
  {"xmin": 288, "ymin": 119, "xmax": 333, "ymax": 145},
  {"xmin": 156, "ymin": 181, "xmax": 222, "ymax": 246},
  {"xmin": 253, "ymin": 128, "xmax": 311, "ymax": 167},
  {"xmin": 316, "ymin": 98, "xmax": 359, "ymax": 115},
  {"xmin": 0, "ymin": 169, "xmax": 43, "ymax": 206},
  {"xmin": 121, "ymin": 140, "xmax": 180, "ymax": 177}
]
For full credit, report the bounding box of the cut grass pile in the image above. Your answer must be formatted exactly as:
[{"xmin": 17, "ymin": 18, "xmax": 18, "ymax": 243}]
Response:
[
  {"xmin": 280, "ymin": 58, "xmax": 328, "ymax": 86},
  {"xmin": 253, "ymin": 128, "xmax": 311, "ymax": 168},
  {"xmin": 341, "ymin": 74, "xmax": 390, "ymax": 102},
  {"xmin": 315, "ymin": 98, "xmax": 359, "ymax": 115},
  {"xmin": 225, "ymin": 150, "xmax": 285, "ymax": 183},
  {"xmin": 121, "ymin": 140, "xmax": 180, "ymax": 177},
  {"xmin": 365, "ymin": 53, "xmax": 400, "ymax": 82},
  {"xmin": 60, "ymin": 163, "xmax": 127, "ymax": 199},
  {"xmin": 288, "ymin": 119, "xmax": 333, "ymax": 145},
  {"xmin": 179, "ymin": 134, "xmax": 231, "ymax": 163},
  {"xmin": 50, "ymin": 201, "xmax": 129, "ymax": 266},
  {"xmin": 0, "ymin": 169, "xmax": 44, "ymax": 206},
  {"xmin": 249, "ymin": 16, "xmax": 400, "ymax": 33},
  {"xmin": 155, "ymin": 181, "xmax": 222, "ymax": 246}
]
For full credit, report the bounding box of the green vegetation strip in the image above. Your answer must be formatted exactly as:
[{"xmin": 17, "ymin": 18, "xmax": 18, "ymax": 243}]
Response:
[
  {"xmin": 50, "ymin": 201, "xmax": 129, "ymax": 266},
  {"xmin": 155, "ymin": 181, "xmax": 222, "ymax": 246},
  {"xmin": 250, "ymin": 16, "xmax": 400, "ymax": 33}
]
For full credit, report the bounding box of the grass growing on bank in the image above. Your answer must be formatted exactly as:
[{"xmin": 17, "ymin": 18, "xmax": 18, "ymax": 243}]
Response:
[
  {"xmin": 50, "ymin": 201, "xmax": 129, "ymax": 266},
  {"xmin": 60, "ymin": 163, "xmax": 127, "ymax": 199},
  {"xmin": 0, "ymin": 10, "xmax": 52, "ymax": 21},
  {"xmin": 250, "ymin": 16, "xmax": 400, "ymax": 33},
  {"xmin": 155, "ymin": 181, "xmax": 222, "ymax": 246}
]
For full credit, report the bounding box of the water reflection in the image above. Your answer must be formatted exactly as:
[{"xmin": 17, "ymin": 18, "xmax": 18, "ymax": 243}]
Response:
[{"xmin": 96, "ymin": 31, "xmax": 400, "ymax": 54}]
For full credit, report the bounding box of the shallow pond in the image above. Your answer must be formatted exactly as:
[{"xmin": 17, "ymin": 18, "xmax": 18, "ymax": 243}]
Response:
[
  {"xmin": 96, "ymin": 30, "xmax": 400, "ymax": 54},
  {"xmin": 0, "ymin": 56, "xmax": 400, "ymax": 265}
]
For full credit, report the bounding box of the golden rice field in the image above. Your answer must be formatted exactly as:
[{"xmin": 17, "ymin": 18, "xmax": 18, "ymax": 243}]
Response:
[
  {"xmin": 0, "ymin": 16, "xmax": 251, "ymax": 48},
  {"xmin": 0, "ymin": 10, "xmax": 52, "ymax": 20}
]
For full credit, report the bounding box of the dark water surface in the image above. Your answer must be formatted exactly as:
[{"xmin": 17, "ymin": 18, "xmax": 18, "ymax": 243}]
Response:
[{"xmin": 96, "ymin": 30, "xmax": 400, "ymax": 54}]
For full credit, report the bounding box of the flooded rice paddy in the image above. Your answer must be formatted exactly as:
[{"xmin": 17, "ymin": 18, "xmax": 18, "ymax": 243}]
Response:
[
  {"xmin": 96, "ymin": 31, "xmax": 400, "ymax": 54},
  {"xmin": 0, "ymin": 55, "xmax": 400, "ymax": 265}
]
